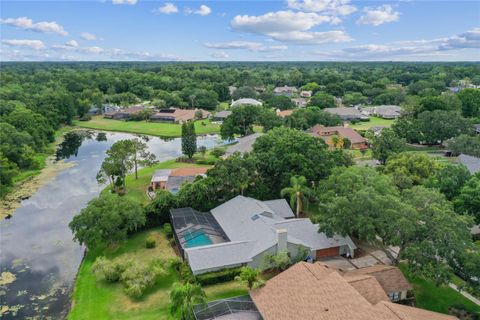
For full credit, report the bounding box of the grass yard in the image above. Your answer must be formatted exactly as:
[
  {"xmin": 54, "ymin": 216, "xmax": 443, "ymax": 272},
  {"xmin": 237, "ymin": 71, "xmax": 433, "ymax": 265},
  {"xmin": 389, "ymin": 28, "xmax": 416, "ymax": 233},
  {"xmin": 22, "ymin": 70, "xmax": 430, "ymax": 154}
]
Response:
[
  {"xmin": 101, "ymin": 159, "xmax": 212, "ymax": 205},
  {"xmin": 69, "ymin": 228, "xmax": 253, "ymax": 320},
  {"xmin": 74, "ymin": 116, "xmax": 220, "ymax": 137},
  {"xmin": 399, "ymin": 264, "xmax": 480, "ymax": 315},
  {"xmin": 349, "ymin": 116, "xmax": 395, "ymax": 130}
]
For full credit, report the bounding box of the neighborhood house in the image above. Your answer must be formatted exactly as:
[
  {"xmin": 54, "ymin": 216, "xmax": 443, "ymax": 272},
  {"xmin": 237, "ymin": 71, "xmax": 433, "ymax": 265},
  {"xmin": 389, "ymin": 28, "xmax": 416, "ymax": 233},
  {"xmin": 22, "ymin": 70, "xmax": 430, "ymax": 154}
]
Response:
[
  {"xmin": 104, "ymin": 106, "xmax": 145, "ymax": 120},
  {"xmin": 300, "ymin": 90, "xmax": 312, "ymax": 98},
  {"xmin": 273, "ymin": 86, "xmax": 298, "ymax": 96},
  {"xmin": 291, "ymin": 97, "xmax": 307, "ymax": 108},
  {"xmin": 150, "ymin": 167, "xmax": 208, "ymax": 193},
  {"xmin": 211, "ymin": 110, "xmax": 232, "ymax": 123},
  {"xmin": 309, "ymin": 125, "xmax": 368, "ymax": 150},
  {"xmin": 324, "ymin": 107, "xmax": 369, "ymax": 121},
  {"xmin": 170, "ymin": 196, "xmax": 357, "ymax": 275},
  {"xmin": 360, "ymin": 105, "xmax": 402, "ymax": 119},
  {"xmin": 276, "ymin": 109, "xmax": 293, "ymax": 118},
  {"xmin": 150, "ymin": 108, "xmax": 210, "ymax": 124},
  {"xmin": 249, "ymin": 262, "xmax": 456, "ymax": 320}
]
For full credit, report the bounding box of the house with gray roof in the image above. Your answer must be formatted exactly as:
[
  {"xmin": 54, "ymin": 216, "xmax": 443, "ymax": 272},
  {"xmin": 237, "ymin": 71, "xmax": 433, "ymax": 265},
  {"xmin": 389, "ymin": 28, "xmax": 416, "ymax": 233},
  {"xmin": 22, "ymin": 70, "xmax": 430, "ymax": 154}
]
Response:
[
  {"xmin": 360, "ymin": 105, "xmax": 402, "ymax": 119},
  {"xmin": 224, "ymin": 133, "xmax": 263, "ymax": 157},
  {"xmin": 273, "ymin": 86, "xmax": 298, "ymax": 96},
  {"xmin": 458, "ymin": 154, "xmax": 480, "ymax": 174},
  {"xmin": 324, "ymin": 107, "xmax": 369, "ymax": 121},
  {"xmin": 170, "ymin": 196, "xmax": 356, "ymax": 275},
  {"xmin": 212, "ymin": 110, "xmax": 232, "ymax": 123},
  {"xmin": 475, "ymin": 124, "xmax": 480, "ymax": 135}
]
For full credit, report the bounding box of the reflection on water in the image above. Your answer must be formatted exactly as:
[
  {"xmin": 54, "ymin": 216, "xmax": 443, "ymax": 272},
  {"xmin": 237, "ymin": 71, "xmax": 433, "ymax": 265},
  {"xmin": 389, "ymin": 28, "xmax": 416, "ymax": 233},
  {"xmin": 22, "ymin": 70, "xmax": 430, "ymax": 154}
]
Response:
[{"xmin": 0, "ymin": 131, "xmax": 225, "ymax": 319}]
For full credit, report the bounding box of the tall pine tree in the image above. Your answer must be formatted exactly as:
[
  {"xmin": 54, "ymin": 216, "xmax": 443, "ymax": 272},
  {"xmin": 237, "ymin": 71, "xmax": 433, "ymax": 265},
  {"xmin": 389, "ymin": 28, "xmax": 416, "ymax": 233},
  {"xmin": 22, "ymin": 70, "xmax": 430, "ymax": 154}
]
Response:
[{"xmin": 181, "ymin": 121, "xmax": 197, "ymax": 159}]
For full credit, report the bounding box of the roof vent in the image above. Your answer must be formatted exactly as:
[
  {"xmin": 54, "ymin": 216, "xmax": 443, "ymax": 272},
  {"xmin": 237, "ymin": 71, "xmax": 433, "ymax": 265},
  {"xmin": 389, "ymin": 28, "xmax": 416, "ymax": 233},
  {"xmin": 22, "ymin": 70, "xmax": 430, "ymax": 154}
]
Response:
[{"xmin": 251, "ymin": 214, "xmax": 259, "ymax": 221}]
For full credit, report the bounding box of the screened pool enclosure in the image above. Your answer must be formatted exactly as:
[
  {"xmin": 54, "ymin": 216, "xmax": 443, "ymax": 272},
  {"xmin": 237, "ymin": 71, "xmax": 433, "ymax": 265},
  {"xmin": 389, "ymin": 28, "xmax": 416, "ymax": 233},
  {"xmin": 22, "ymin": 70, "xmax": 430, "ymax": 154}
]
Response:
[{"xmin": 170, "ymin": 207, "xmax": 229, "ymax": 258}]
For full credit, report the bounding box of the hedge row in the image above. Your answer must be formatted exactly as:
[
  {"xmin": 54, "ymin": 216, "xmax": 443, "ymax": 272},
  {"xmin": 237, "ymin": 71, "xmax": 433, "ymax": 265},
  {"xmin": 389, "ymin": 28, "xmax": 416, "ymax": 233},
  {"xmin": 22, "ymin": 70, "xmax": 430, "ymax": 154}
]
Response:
[{"xmin": 195, "ymin": 266, "xmax": 243, "ymax": 285}]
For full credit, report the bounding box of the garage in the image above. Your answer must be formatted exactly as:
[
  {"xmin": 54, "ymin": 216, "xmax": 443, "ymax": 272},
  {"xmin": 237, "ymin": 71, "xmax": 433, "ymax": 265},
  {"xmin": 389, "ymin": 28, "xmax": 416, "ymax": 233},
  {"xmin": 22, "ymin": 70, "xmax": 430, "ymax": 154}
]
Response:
[{"xmin": 316, "ymin": 246, "xmax": 341, "ymax": 258}]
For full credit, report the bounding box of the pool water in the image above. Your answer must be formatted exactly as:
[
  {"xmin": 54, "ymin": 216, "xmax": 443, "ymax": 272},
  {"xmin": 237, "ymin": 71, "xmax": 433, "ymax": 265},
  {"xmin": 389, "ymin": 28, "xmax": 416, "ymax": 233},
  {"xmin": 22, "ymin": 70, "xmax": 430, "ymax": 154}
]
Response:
[{"xmin": 184, "ymin": 230, "xmax": 213, "ymax": 248}]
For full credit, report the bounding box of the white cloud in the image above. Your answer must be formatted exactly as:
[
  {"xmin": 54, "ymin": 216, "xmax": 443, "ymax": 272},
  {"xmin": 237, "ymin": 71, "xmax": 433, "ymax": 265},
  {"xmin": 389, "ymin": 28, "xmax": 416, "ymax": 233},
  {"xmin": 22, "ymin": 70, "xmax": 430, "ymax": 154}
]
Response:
[
  {"xmin": 80, "ymin": 32, "xmax": 98, "ymax": 41},
  {"xmin": 112, "ymin": 0, "xmax": 137, "ymax": 5},
  {"xmin": 287, "ymin": 0, "xmax": 356, "ymax": 16},
  {"xmin": 231, "ymin": 10, "xmax": 350, "ymax": 44},
  {"xmin": 195, "ymin": 5, "xmax": 212, "ymax": 16},
  {"xmin": 154, "ymin": 3, "xmax": 178, "ymax": 14},
  {"xmin": 313, "ymin": 28, "xmax": 480, "ymax": 60},
  {"xmin": 81, "ymin": 46, "xmax": 104, "ymax": 54},
  {"xmin": 267, "ymin": 30, "xmax": 351, "ymax": 44},
  {"xmin": 110, "ymin": 48, "xmax": 183, "ymax": 61},
  {"xmin": 2, "ymin": 39, "xmax": 45, "ymax": 50},
  {"xmin": 0, "ymin": 17, "xmax": 68, "ymax": 36},
  {"xmin": 357, "ymin": 5, "xmax": 400, "ymax": 26},
  {"xmin": 439, "ymin": 28, "xmax": 480, "ymax": 50},
  {"xmin": 211, "ymin": 51, "xmax": 229, "ymax": 59},
  {"xmin": 203, "ymin": 41, "xmax": 288, "ymax": 52},
  {"xmin": 66, "ymin": 40, "xmax": 79, "ymax": 47}
]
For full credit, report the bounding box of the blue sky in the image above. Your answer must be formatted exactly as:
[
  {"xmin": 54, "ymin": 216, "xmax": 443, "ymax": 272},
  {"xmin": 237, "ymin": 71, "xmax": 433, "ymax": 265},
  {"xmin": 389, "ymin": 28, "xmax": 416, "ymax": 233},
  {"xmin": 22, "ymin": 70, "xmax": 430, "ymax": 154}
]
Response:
[{"xmin": 1, "ymin": 0, "xmax": 479, "ymax": 61}]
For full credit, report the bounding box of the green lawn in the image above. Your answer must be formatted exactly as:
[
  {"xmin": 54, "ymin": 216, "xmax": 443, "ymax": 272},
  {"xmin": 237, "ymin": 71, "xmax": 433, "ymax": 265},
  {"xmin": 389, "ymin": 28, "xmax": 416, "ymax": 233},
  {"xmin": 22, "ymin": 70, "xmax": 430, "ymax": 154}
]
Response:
[
  {"xmin": 349, "ymin": 117, "xmax": 396, "ymax": 130},
  {"xmin": 74, "ymin": 116, "xmax": 220, "ymax": 137},
  {"xmin": 69, "ymin": 228, "xmax": 252, "ymax": 320},
  {"xmin": 399, "ymin": 264, "xmax": 480, "ymax": 315}
]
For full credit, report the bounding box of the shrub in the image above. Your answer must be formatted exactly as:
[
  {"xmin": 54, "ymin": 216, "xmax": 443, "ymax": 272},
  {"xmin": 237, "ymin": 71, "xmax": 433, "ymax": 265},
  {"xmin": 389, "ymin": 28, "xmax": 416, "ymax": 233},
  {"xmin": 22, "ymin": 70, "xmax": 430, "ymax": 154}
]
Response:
[
  {"xmin": 92, "ymin": 256, "xmax": 132, "ymax": 282},
  {"xmin": 79, "ymin": 114, "xmax": 92, "ymax": 121},
  {"xmin": 145, "ymin": 235, "xmax": 156, "ymax": 249},
  {"xmin": 195, "ymin": 267, "xmax": 243, "ymax": 285},
  {"xmin": 176, "ymin": 261, "xmax": 196, "ymax": 284},
  {"xmin": 210, "ymin": 148, "xmax": 225, "ymax": 158},
  {"xmin": 262, "ymin": 251, "xmax": 292, "ymax": 271},
  {"xmin": 163, "ymin": 223, "xmax": 172, "ymax": 238}
]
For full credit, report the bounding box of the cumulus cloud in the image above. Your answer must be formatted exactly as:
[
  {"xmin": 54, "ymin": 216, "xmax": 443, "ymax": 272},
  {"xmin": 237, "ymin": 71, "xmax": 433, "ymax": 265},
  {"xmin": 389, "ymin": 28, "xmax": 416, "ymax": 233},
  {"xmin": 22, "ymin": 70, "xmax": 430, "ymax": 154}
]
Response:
[
  {"xmin": 357, "ymin": 5, "xmax": 400, "ymax": 26},
  {"xmin": 211, "ymin": 51, "xmax": 229, "ymax": 59},
  {"xmin": 0, "ymin": 17, "xmax": 68, "ymax": 36},
  {"xmin": 439, "ymin": 28, "xmax": 480, "ymax": 50},
  {"xmin": 2, "ymin": 39, "xmax": 45, "ymax": 50},
  {"xmin": 203, "ymin": 41, "xmax": 288, "ymax": 52},
  {"xmin": 112, "ymin": 0, "xmax": 137, "ymax": 5},
  {"xmin": 231, "ymin": 11, "xmax": 350, "ymax": 44},
  {"xmin": 65, "ymin": 40, "xmax": 79, "ymax": 47},
  {"xmin": 80, "ymin": 32, "xmax": 98, "ymax": 41},
  {"xmin": 287, "ymin": 0, "xmax": 356, "ymax": 16},
  {"xmin": 154, "ymin": 3, "xmax": 179, "ymax": 14},
  {"xmin": 195, "ymin": 5, "xmax": 212, "ymax": 16}
]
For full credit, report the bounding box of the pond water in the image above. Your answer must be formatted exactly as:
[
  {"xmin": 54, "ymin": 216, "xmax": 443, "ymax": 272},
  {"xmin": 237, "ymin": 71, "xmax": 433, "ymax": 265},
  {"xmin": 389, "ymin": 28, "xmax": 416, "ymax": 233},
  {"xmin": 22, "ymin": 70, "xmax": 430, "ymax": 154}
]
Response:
[{"xmin": 0, "ymin": 131, "xmax": 225, "ymax": 319}]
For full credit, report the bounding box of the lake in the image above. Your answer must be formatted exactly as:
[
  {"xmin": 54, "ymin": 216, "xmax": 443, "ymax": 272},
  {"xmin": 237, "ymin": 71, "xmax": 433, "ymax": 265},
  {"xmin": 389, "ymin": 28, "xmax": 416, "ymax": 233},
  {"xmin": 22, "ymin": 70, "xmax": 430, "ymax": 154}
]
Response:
[{"xmin": 0, "ymin": 131, "xmax": 225, "ymax": 319}]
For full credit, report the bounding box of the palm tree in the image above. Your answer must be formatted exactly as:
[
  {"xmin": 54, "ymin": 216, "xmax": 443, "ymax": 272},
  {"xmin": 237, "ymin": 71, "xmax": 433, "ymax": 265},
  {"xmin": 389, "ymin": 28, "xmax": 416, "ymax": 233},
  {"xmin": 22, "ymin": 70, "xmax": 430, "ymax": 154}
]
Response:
[
  {"xmin": 281, "ymin": 175, "xmax": 313, "ymax": 218},
  {"xmin": 170, "ymin": 282, "xmax": 206, "ymax": 320},
  {"xmin": 235, "ymin": 267, "xmax": 264, "ymax": 290}
]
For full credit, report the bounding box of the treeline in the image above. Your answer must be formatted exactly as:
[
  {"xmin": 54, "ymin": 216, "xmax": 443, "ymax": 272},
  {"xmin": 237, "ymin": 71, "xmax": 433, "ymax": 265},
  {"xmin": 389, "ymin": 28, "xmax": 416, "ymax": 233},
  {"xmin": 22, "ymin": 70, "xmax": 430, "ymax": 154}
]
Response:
[{"xmin": 1, "ymin": 62, "xmax": 479, "ymax": 196}]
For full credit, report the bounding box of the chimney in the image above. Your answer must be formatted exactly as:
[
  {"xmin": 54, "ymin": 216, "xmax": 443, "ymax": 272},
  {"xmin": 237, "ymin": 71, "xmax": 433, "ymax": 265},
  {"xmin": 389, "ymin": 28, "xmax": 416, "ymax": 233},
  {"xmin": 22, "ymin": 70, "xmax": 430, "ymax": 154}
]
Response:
[{"xmin": 276, "ymin": 229, "xmax": 288, "ymax": 253}]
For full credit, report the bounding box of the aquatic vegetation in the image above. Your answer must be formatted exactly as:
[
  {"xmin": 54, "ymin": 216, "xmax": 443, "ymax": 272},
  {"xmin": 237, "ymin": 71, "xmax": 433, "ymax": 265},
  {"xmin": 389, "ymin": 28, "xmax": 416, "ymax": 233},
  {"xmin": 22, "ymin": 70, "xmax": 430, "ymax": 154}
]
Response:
[{"xmin": 0, "ymin": 272, "xmax": 16, "ymax": 286}]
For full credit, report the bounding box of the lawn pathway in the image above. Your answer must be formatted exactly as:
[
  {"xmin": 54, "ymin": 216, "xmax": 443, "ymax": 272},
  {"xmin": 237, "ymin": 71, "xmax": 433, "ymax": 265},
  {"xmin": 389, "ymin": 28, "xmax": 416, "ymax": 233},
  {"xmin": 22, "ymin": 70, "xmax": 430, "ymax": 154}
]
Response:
[{"xmin": 448, "ymin": 283, "xmax": 480, "ymax": 306}]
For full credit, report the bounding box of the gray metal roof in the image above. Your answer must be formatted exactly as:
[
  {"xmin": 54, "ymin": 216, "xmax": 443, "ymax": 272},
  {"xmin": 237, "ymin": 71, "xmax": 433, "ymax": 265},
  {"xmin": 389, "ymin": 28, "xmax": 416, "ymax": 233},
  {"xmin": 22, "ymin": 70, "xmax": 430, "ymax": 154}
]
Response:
[
  {"xmin": 273, "ymin": 219, "xmax": 357, "ymax": 251},
  {"xmin": 324, "ymin": 107, "xmax": 369, "ymax": 120},
  {"xmin": 458, "ymin": 154, "xmax": 480, "ymax": 174},
  {"xmin": 262, "ymin": 199, "xmax": 295, "ymax": 219},
  {"xmin": 185, "ymin": 241, "xmax": 254, "ymax": 273},
  {"xmin": 183, "ymin": 196, "xmax": 355, "ymax": 273},
  {"xmin": 214, "ymin": 110, "xmax": 232, "ymax": 119},
  {"xmin": 225, "ymin": 133, "xmax": 263, "ymax": 156}
]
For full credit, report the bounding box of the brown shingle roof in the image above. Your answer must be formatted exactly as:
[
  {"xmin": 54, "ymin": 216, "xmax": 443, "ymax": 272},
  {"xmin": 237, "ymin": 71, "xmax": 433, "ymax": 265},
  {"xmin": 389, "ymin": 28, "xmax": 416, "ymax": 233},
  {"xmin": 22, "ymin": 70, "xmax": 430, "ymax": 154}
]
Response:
[
  {"xmin": 345, "ymin": 274, "xmax": 390, "ymax": 304},
  {"xmin": 343, "ymin": 265, "xmax": 413, "ymax": 294},
  {"xmin": 310, "ymin": 125, "xmax": 367, "ymax": 144},
  {"xmin": 250, "ymin": 262, "xmax": 457, "ymax": 320},
  {"xmin": 170, "ymin": 167, "xmax": 209, "ymax": 177}
]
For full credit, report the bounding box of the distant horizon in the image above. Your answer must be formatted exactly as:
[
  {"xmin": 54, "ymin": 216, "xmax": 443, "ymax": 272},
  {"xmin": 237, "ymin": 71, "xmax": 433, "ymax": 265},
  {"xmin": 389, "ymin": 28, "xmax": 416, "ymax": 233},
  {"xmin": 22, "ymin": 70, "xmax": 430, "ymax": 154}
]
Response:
[{"xmin": 1, "ymin": 0, "xmax": 479, "ymax": 62}]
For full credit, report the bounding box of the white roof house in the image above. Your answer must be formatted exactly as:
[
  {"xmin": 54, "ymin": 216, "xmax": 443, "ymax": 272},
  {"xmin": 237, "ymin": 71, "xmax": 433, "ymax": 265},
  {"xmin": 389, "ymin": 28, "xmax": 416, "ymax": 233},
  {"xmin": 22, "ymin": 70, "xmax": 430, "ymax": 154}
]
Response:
[
  {"xmin": 172, "ymin": 196, "xmax": 356, "ymax": 275},
  {"xmin": 231, "ymin": 98, "xmax": 262, "ymax": 107},
  {"xmin": 360, "ymin": 105, "xmax": 402, "ymax": 119}
]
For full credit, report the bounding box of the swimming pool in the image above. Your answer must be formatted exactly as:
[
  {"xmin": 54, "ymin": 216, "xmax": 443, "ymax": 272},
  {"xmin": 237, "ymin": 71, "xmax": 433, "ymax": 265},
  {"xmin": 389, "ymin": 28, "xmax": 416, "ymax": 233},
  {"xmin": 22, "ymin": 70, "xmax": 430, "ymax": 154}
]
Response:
[{"xmin": 184, "ymin": 230, "xmax": 213, "ymax": 248}]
